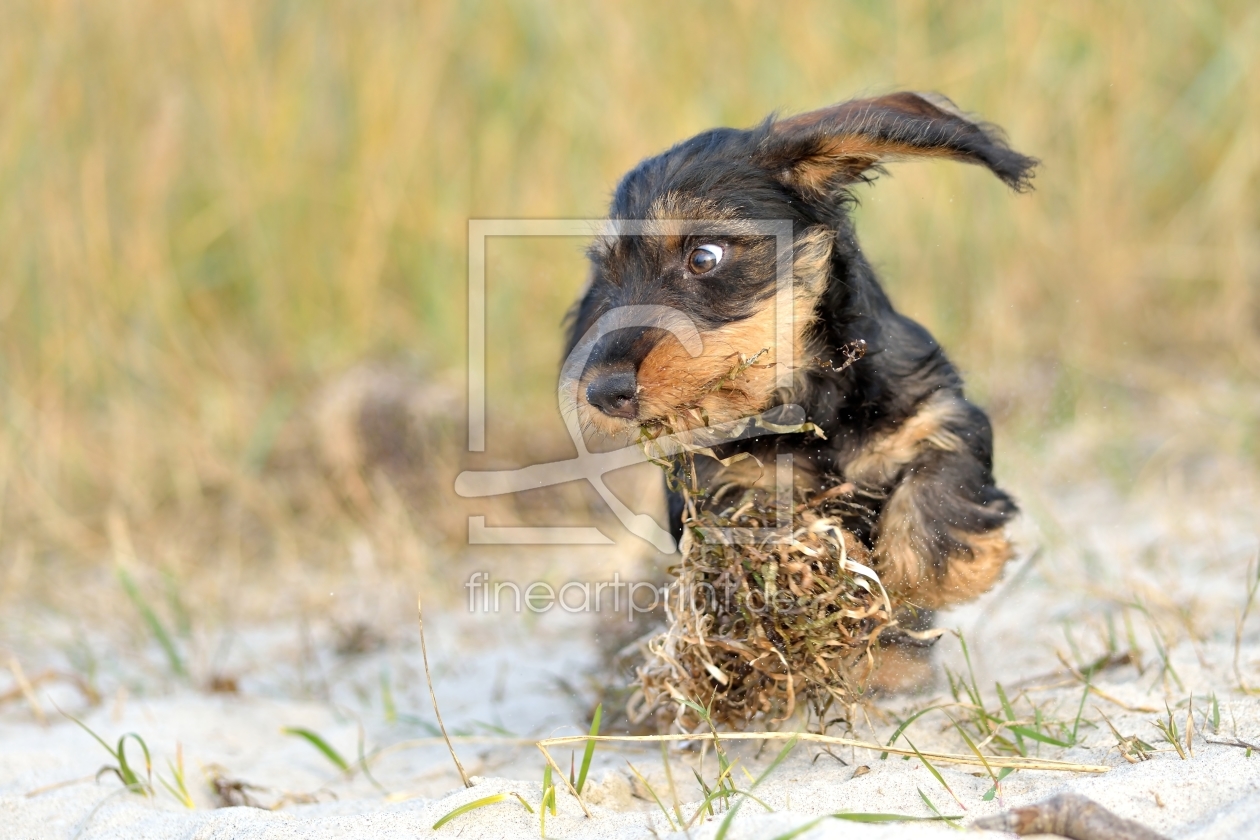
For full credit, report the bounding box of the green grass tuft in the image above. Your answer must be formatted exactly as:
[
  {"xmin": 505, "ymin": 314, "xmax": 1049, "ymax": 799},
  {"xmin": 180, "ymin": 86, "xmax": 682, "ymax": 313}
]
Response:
[
  {"xmin": 158, "ymin": 743, "xmax": 195, "ymax": 809},
  {"xmin": 714, "ymin": 734, "xmax": 798, "ymax": 840},
  {"xmin": 61, "ymin": 709, "xmax": 154, "ymax": 796},
  {"xmin": 282, "ymin": 727, "xmax": 352, "ymax": 774}
]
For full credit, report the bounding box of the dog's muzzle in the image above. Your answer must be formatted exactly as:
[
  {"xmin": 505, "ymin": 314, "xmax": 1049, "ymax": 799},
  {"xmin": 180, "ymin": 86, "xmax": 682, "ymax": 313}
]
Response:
[{"xmin": 585, "ymin": 370, "xmax": 638, "ymax": 419}]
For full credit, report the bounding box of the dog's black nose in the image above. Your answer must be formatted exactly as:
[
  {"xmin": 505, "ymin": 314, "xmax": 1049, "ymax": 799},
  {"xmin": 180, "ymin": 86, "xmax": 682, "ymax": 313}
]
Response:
[{"xmin": 585, "ymin": 371, "xmax": 638, "ymax": 419}]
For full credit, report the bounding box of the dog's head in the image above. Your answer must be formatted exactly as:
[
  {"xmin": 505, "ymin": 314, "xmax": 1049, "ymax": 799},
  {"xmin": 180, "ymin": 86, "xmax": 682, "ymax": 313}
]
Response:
[{"xmin": 565, "ymin": 92, "xmax": 1036, "ymax": 438}]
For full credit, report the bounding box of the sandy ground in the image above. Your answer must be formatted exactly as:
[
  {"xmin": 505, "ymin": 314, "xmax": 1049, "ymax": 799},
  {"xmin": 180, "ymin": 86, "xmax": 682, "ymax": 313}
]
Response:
[{"xmin": 4, "ymin": 448, "xmax": 1260, "ymax": 839}]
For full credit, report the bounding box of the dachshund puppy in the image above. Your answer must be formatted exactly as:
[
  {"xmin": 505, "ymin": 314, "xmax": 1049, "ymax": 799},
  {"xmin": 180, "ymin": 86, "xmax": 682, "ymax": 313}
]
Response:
[{"xmin": 565, "ymin": 92, "xmax": 1036, "ymax": 691}]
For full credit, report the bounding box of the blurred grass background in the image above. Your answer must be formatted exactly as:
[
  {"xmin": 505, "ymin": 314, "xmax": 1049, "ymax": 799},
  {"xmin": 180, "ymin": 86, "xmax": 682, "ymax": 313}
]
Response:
[{"xmin": 1, "ymin": 0, "xmax": 1258, "ymax": 595}]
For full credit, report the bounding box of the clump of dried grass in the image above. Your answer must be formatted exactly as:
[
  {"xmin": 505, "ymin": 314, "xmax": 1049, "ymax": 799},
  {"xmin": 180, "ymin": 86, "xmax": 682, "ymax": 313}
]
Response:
[{"xmin": 632, "ymin": 484, "xmax": 903, "ymax": 731}]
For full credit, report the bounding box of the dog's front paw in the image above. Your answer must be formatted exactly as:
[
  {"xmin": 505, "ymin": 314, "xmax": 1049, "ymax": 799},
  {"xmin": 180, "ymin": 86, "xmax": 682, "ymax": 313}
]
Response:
[
  {"xmin": 870, "ymin": 445, "xmax": 1016, "ymax": 609},
  {"xmin": 875, "ymin": 520, "xmax": 1014, "ymax": 610}
]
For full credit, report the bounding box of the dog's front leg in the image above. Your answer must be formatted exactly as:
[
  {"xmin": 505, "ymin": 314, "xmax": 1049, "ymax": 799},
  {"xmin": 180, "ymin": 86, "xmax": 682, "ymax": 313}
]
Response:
[
  {"xmin": 842, "ymin": 391, "xmax": 1016, "ymax": 610},
  {"xmin": 857, "ymin": 403, "xmax": 1016, "ymax": 693},
  {"xmin": 872, "ymin": 451, "xmax": 1015, "ymax": 610},
  {"xmin": 863, "ymin": 446, "xmax": 1015, "ymax": 692}
]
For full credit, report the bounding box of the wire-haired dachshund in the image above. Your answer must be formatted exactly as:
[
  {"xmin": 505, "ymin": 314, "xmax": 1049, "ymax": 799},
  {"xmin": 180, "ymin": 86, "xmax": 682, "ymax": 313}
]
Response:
[{"xmin": 564, "ymin": 92, "xmax": 1037, "ymax": 691}]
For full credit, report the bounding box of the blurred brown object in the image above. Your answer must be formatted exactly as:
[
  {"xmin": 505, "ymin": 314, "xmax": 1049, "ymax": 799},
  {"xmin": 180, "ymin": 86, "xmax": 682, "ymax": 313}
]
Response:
[
  {"xmin": 307, "ymin": 363, "xmax": 459, "ymax": 512},
  {"xmin": 975, "ymin": 793, "xmax": 1169, "ymax": 840}
]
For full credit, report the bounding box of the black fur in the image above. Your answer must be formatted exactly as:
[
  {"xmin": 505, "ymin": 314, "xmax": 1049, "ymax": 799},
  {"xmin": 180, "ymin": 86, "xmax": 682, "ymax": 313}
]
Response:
[{"xmin": 564, "ymin": 93, "xmax": 1035, "ymax": 598}]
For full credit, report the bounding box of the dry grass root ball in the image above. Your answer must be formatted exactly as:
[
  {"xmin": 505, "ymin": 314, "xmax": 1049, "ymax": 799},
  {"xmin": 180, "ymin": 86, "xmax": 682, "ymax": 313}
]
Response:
[{"xmin": 631, "ymin": 488, "xmax": 920, "ymax": 731}]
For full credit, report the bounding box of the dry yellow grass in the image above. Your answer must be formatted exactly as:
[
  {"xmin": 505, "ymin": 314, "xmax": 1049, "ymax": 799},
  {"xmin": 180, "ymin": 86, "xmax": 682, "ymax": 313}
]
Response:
[{"xmin": 0, "ymin": 1, "xmax": 1258, "ymax": 601}]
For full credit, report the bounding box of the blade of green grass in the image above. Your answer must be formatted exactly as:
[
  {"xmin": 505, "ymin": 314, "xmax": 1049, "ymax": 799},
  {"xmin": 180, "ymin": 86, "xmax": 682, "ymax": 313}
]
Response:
[
  {"xmin": 715, "ymin": 734, "xmax": 798, "ymax": 840},
  {"xmin": 1140, "ymin": 607, "xmax": 1185, "ymax": 692},
  {"xmin": 726, "ymin": 787, "xmax": 775, "ymax": 812},
  {"xmin": 539, "ymin": 784, "xmax": 554, "ymax": 836},
  {"xmin": 396, "ymin": 714, "xmax": 442, "ymax": 736},
  {"xmin": 691, "ymin": 767, "xmax": 714, "ymax": 818},
  {"xmin": 659, "ymin": 738, "xmax": 684, "ymax": 828},
  {"xmin": 769, "ymin": 810, "xmax": 962, "ymax": 839},
  {"xmin": 1153, "ymin": 702, "xmax": 1188, "ymax": 759},
  {"xmin": 947, "ymin": 715, "xmax": 999, "ymax": 800},
  {"xmin": 161, "ymin": 569, "xmax": 192, "ymax": 639},
  {"xmin": 1063, "ymin": 620, "xmax": 1085, "ymax": 668},
  {"xmin": 686, "ymin": 764, "xmax": 740, "ymax": 829},
  {"xmin": 1007, "ymin": 725, "xmax": 1072, "ymax": 748},
  {"xmin": 750, "ymin": 735, "xmax": 799, "ymax": 788},
  {"xmin": 432, "ymin": 793, "xmax": 511, "ymax": 829},
  {"xmin": 904, "ymin": 737, "xmax": 965, "ymax": 811},
  {"xmin": 626, "ymin": 761, "xmax": 678, "ymax": 831},
  {"xmin": 680, "ymin": 695, "xmax": 734, "ymax": 797},
  {"xmin": 917, "ymin": 787, "xmax": 963, "ymax": 830},
  {"xmin": 880, "ymin": 704, "xmax": 948, "ymax": 759},
  {"xmin": 355, "ymin": 723, "xmax": 389, "ymax": 794},
  {"xmin": 995, "ymin": 683, "xmax": 1026, "ymax": 756},
  {"xmin": 982, "ymin": 766, "xmax": 1014, "ymax": 801},
  {"xmin": 380, "ymin": 669, "xmax": 397, "ymax": 726},
  {"xmin": 471, "ymin": 720, "xmax": 518, "ymax": 737},
  {"xmin": 956, "ymin": 633, "xmax": 996, "ymax": 731},
  {"xmin": 158, "ymin": 743, "xmax": 194, "ymax": 808},
  {"xmin": 60, "ymin": 708, "xmax": 119, "ymax": 759},
  {"xmin": 959, "ymin": 632, "xmax": 980, "ymax": 700},
  {"xmin": 830, "ymin": 813, "xmax": 962, "ymax": 823},
  {"xmin": 574, "ymin": 703, "xmax": 601, "ymax": 794},
  {"xmin": 58, "ymin": 706, "xmax": 154, "ymax": 797},
  {"xmin": 282, "ymin": 727, "xmax": 351, "ymax": 774},
  {"xmin": 542, "ymin": 763, "xmax": 556, "ymax": 816},
  {"xmin": 115, "ymin": 733, "xmax": 153, "ymax": 793},
  {"xmin": 118, "ymin": 568, "xmax": 185, "ymax": 677},
  {"xmin": 1070, "ymin": 675, "xmax": 1091, "ymax": 745}
]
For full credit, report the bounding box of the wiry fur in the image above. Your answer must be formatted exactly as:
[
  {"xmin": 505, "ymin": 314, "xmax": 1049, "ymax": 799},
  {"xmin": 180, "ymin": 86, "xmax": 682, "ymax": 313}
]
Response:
[{"xmin": 564, "ymin": 92, "xmax": 1036, "ymax": 685}]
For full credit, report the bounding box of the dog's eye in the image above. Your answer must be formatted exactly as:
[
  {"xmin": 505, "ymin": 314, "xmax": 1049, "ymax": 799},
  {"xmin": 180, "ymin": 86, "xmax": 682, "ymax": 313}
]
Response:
[{"xmin": 686, "ymin": 244, "xmax": 724, "ymax": 275}]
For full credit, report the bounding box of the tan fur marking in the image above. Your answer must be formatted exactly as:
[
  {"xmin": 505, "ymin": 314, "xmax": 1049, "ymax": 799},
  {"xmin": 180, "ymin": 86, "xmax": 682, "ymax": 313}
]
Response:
[
  {"xmin": 872, "ymin": 463, "xmax": 1014, "ymax": 609},
  {"xmin": 641, "ymin": 193, "xmax": 768, "ymax": 251},
  {"xmin": 635, "ymin": 227, "xmax": 831, "ymax": 429},
  {"xmin": 873, "ymin": 482, "xmax": 1013, "ymax": 610},
  {"xmin": 771, "ymin": 93, "xmax": 976, "ymax": 197},
  {"xmin": 845, "ymin": 391, "xmax": 968, "ymax": 487},
  {"xmin": 790, "ymin": 141, "xmax": 955, "ymax": 197},
  {"xmin": 645, "ymin": 193, "xmax": 749, "ymax": 231},
  {"xmin": 930, "ymin": 529, "xmax": 1014, "ymax": 608},
  {"xmin": 577, "ymin": 226, "xmax": 834, "ymax": 438},
  {"xmin": 870, "ymin": 479, "xmax": 932, "ymax": 594},
  {"xmin": 635, "ymin": 302, "xmax": 793, "ymax": 426}
]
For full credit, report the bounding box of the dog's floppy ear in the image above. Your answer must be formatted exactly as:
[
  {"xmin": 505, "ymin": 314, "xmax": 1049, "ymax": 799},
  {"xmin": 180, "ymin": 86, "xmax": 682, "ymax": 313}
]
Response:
[{"xmin": 758, "ymin": 92, "xmax": 1037, "ymax": 199}]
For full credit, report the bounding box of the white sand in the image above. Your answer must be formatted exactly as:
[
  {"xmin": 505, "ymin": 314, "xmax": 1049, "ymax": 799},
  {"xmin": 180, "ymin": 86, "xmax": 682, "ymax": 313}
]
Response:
[
  {"xmin": 4, "ymin": 676, "xmax": 1259, "ymax": 840},
  {"xmin": 4, "ymin": 456, "xmax": 1260, "ymax": 839}
]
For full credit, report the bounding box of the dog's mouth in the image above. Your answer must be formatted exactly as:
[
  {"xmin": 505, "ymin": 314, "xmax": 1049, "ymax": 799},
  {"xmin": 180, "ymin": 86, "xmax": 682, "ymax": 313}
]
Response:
[{"xmin": 577, "ymin": 347, "xmax": 776, "ymax": 439}]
